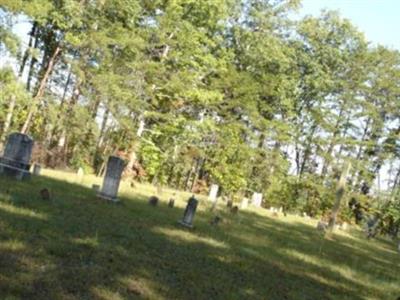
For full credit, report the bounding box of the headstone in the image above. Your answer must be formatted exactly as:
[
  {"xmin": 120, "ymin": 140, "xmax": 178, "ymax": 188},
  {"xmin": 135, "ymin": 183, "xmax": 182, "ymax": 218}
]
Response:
[
  {"xmin": 33, "ymin": 163, "xmax": 41, "ymax": 176},
  {"xmin": 317, "ymin": 221, "xmax": 328, "ymax": 232},
  {"xmin": 208, "ymin": 184, "xmax": 219, "ymax": 202},
  {"xmin": 168, "ymin": 198, "xmax": 175, "ymax": 208},
  {"xmin": 77, "ymin": 167, "xmax": 84, "ymax": 181},
  {"xmin": 210, "ymin": 216, "xmax": 222, "ymax": 226},
  {"xmin": 240, "ymin": 197, "xmax": 249, "ymax": 209},
  {"xmin": 40, "ymin": 188, "xmax": 50, "ymax": 201},
  {"xmin": 179, "ymin": 196, "xmax": 198, "ymax": 228},
  {"xmin": 0, "ymin": 133, "xmax": 34, "ymax": 180},
  {"xmin": 340, "ymin": 222, "xmax": 348, "ymax": 231},
  {"xmin": 149, "ymin": 196, "xmax": 159, "ymax": 206},
  {"xmin": 251, "ymin": 192, "xmax": 262, "ymax": 207},
  {"xmin": 97, "ymin": 156, "xmax": 125, "ymax": 202},
  {"xmin": 231, "ymin": 206, "xmax": 239, "ymax": 214},
  {"xmin": 227, "ymin": 199, "xmax": 233, "ymax": 208},
  {"xmin": 156, "ymin": 185, "xmax": 163, "ymax": 195},
  {"xmin": 92, "ymin": 184, "xmax": 100, "ymax": 192}
]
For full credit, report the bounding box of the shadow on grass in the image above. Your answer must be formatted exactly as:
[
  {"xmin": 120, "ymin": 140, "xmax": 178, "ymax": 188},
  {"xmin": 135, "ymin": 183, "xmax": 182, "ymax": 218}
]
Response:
[{"xmin": 0, "ymin": 174, "xmax": 398, "ymax": 300}]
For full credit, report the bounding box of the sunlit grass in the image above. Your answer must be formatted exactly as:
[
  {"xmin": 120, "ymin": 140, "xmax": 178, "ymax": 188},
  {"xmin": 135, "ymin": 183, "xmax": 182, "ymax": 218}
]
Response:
[{"xmin": 0, "ymin": 169, "xmax": 399, "ymax": 300}]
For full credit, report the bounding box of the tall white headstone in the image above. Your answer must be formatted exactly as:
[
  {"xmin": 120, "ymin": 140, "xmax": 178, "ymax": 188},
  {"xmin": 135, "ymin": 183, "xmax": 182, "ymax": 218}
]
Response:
[
  {"xmin": 251, "ymin": 192, "xmax": 262, "ymax": 207},
  {"xmin": 77, "ymin": 167, "xmax": 84, "ymax": 181},
  {"xmin": 240, "ymin": 197, "xmax": 249, "ymax": 209},
  {"xmin": 209, "ymin": 184, "xmax": 219, "ymax": 201}
]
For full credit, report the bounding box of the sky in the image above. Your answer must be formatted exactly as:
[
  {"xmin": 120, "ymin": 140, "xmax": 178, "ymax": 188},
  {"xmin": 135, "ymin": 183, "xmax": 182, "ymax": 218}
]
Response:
[{"xmin": 298, "ymin": 0, "xmax": 400, "ymax": 50}]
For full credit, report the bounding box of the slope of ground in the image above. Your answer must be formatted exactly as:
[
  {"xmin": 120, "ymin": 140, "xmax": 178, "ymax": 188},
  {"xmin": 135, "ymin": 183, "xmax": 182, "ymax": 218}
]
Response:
[{"xmin": 0, "ymin": 169, "xmax": 399, "ymax": 300}]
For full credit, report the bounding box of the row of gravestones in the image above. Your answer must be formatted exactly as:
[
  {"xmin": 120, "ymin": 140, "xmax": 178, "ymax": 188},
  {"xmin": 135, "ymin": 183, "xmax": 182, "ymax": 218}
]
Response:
[
  {"xmin": 208, "ymin": 184, "xmax": 263, "ymax": 209},
  {"xmin": 0, "ymin": 132, "xmax": 199, "ymax": 228}
]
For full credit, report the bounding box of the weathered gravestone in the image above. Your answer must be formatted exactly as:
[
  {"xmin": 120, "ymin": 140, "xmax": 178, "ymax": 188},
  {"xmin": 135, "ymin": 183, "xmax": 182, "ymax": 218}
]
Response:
[
  {"xmin": 0, "ymin": 133, "xmax": 34, "ymax": 180},
  {"xmin": 240, "ymin": 197, "xmax": 249, "ymax": 209},
  {"xmin": 179, "ymin": 195, "xmax": 198, "ymax": 228},
  {"xmin": 231, "ymin": 206, "xmax": 239, "ymax": 214},
  {"xmin": 227, "ymin": 198, "xmax": 233, "ymax": 208},
  {"xmin": 209, "ymin": 184, "xmax": 219, "ymax": 202},
  {"xmin": 251, "ymin": 192, "xmax": 263, "ymax": 207},
  {"xmin": 97, "ymin": 156, "xmax": 125, "ymax": 202},
  {"xmin": 92, "ymin": 184, "xmax": 100, "ymax": 192},
  {"xmin": 149, "ymin": 196, "xmax": 159, "ymax": 206},
  {"xmin": 77, "ymin": 167, "xmax": 84, "ymax": 182},
  {"xmin": 33, "ymin": 163, "xmax": 41, "ymax": 176}
]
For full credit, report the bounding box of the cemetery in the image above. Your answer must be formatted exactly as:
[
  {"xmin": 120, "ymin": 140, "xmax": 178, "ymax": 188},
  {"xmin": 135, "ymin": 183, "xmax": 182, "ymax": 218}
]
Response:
[
  {"xmin": 0, "ymin": 135, "xmax": 398, "ymax": 299},
  {"xmin": 1, "ymin": 1, "xmax": 400, "ymax": 299}
]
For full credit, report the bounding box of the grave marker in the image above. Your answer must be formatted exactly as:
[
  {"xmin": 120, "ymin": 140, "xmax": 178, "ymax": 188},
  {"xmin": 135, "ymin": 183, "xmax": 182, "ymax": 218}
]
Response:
[
  {"xmin": 240, "ymin": 197, "xmax": 249, "ymax": 209},
  {"xmin": 0, "ymin": 133, "xmax": 34, "ymax": 180},
  {"xmin": 179, "ymin": 196, "xmax": 198, "ymax": 228},
  {"xmin": 209, "ymin": 184, "xmax": 219, "ymax": 201},
  {"xmin": 97, "ymin": 156, "xmax": 125, "ymax": 202},
  {"xmin": 251, "ymin": 192, "xmax": 262, "ymax": 207},
  {"xmin": 33, "ymin": 163, "xmax": 41, "ymax": 176}
]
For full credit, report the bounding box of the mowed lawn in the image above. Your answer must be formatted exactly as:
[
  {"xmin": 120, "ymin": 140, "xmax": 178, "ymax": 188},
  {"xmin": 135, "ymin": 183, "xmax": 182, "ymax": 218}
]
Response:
[{"xmin": 0, "ymin": 170, "xmax": 399, "ymax": 300}]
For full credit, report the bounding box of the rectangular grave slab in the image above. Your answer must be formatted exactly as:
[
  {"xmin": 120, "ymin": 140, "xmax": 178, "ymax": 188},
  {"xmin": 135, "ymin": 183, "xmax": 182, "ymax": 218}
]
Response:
[
  {"xmin": 208, "ymin": 184, "xmax": 219, "ymax": 202},
  {"xmin": 179, "ymin": 196, "xmax": 198, "ymax": 228},
  {"xmin": 0, "ymin": 133, "xmax": 34, "ymax": 180},
  {"xmin": 251, "ymin": 192, "xmax": 262, "ymax": 207},
  {"xmin": 97, "ymin": 156, "xmax": 125, "ymax": 202}
]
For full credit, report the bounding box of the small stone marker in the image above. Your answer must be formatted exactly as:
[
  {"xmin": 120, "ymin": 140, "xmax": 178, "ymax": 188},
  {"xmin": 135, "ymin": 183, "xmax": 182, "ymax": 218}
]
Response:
[
  {"xmin": 97, "ymin": 156, "xmax": 125, "ymax": 202},
  {"xmin": 340, "ymin": 222, "xmax": 348, "ymax": 231},
  {"xmin": 179, "ymin": 195, "xmax": 198, "ymax": 228},
  {"xmin": 149, "ymin": 196, "xmax": 159, "ymax": 206},
  {"xmin": 209, "ymin": 184, "xmax": 219, "ymax": 202},
  {"xmin": 317, "ymin": 221, "xmax": 328, "ymax": 232},
  {"xmin": 251, "ymin": 192, "xmax": 262, "ymax": 207},
  {"xmin": 210, "ymin": 215, "xmax": 222, "ymax": 226},
  {"xmin": 156, "ymin": 184, "xmax": 163, "ymax": 195},
  {"xmin": 227, "ymin": 198, "xmax": 233, "ymax": 208},
  {"xmin": 92, "ymin": 184, "xmax": 100, "ymax": 192},
  {"xmin": 0, "ymin": 133, "xmax": 34, "ymax": 180},
  {"xmin": 168, "ymin": 198, "xmax": 175, "ymax": 208},
  {"xmin": 33, "ymin": 163, "xmax": 41, "ymax": 176},
  {"xmin": 77, "ymin": 167, "xmax": 84, "ymax": 181},
  {"xmin": 231, "ymin": 206, "xmax": 239, "ymax": 214},
  {"xmin": 240, "ymin": 197, "xmax": 249, "ymax": 209},
  {"xmin": 40, "ymin": 188, "xmax": 50, "ymax": 201}
]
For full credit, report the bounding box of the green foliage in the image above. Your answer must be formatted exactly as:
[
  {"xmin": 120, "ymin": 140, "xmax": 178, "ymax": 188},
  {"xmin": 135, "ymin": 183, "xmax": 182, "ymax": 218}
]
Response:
[{"xmin": 0, "ymin": 1, "xmax": 398, "ymax": 223}]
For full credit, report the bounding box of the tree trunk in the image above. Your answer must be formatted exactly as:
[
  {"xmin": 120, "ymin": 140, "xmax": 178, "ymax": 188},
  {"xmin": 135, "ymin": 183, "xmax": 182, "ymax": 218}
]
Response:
[
  {"xmin": 18, "ymin": 22, "xmax": 37, "ymax": 78},
  {"xmin": 96, "ymin": 107, "xmax": 109, "ymax": 149},
  {"xmin": 299, "ymin": 123, "xmax": 317, "ymax": 178},
  {"xmin": 21, "ymin": 45, "xmax": 61, "ymax": 134},
  {"xmin": 327, "ymin": 161, "xmax": 352, "ymax": 232},
  {"xmin": 321, "ymin": 107, "xmax": 345, "ymax": 176},
  {"xmin": 184, "ymin": 160, "xmax": 196, "ymax": 191},
  {"xmin": 26, "ymin": 27, "xmax": 40, "ymax": 91},
  {"xmin": 0, "ymin": 95, "xmax": 16, "ymax": 150}
]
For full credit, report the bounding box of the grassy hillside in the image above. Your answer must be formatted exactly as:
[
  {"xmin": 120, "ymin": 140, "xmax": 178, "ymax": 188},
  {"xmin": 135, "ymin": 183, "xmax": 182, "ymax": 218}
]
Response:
[{"xmin": 0, "ymin": 170, "xmax": 399, "ymax": 300}]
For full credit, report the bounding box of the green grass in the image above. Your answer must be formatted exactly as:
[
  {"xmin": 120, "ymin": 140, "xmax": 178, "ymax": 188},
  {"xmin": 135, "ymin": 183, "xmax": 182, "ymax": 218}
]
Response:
[{"xmin": 0, "ymin": 169, "xmax": 399, "ymax": 300}]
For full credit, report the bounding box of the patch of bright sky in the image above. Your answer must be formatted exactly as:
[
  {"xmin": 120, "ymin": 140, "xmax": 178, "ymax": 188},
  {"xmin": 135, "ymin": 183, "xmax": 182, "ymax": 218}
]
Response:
[{"xmin": 298, "ymin": 0, "xmax": 400, "ymax": 50}]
